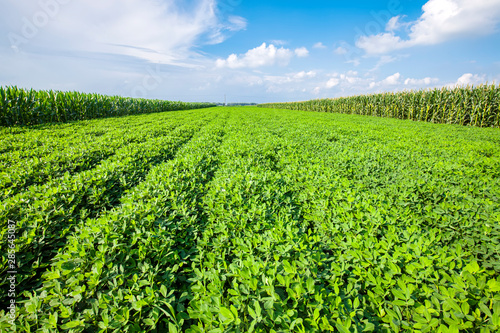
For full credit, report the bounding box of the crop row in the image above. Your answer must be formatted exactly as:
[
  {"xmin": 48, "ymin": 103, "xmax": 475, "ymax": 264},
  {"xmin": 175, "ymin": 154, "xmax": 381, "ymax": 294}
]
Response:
[
  {"xmin": 1, "ymin": 107, "xmax": 499, "ymax": 332},
  {"xmin": 0, "ymin": 86, "xmax": 216, "ymax": 126},
  {"xmin": 0, "ymin": 109, "xmax": 217, "ymax": 309},
  {"xmin": 259, "ymin": 84, "xmax": 500, "ymax": 128},
  {"xmin": 14, "ymin": 113, "xmax": 228, "ymax": 332},
  {"xmin": 0, "ymin": 115, "xmax": 181, "ymax": 199}
]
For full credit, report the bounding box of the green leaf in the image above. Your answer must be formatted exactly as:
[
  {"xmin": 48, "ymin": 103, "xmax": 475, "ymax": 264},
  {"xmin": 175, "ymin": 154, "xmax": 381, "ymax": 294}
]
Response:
[
  {"xmin": 219, "ymin": 307, "xmax": 235, "ymax": 324},
  {"xmin": 48, "ymin": 313, "xmax": 58, "ymax": 328},
  {"xmin": 168, "ymin": 322, "xmax": 178, "ymax": 333},
  {"xmin": 254, "ymin": 301, "xmax": 261, "ymax": 318},
  {"xmin": 313, "ymin": 308, "xmax": 320, "ymax": 321},
  {"xmin": 144, "ymin": 318, "xmax": 156, "ymax": 326},
  {"xmin": 248, "ymin": 320, "xmax": 257, "ymax": 333},
  {"xmin": 353, "ymin": 297, "xmax": 360, "ymax": 309},
  {"xmin": 492, "ymin": 311, "xmax": 499, "ymax": 327},
  {"xmin": 248, "ymin": 306, "xmax": 257, "ymax": 319},
  {"xmin": 283, "ymin": 260, "xmax": 295, "ymax": 275},
  {"xmin": 264, "ymin": 298, "xmax": 274, "ymax": 310},
  {"xmin": 306, "ymin": 277, "xmax": 315, "ymax": 293},
  {"xmin": 160, "ymin": 285, "xmax": 168, "ymax": 298},
  {"xmin": 335, "ymin": 322, "xmax": 351, "ymax": 333},
  {"xmin": 392, "ymin": 289, "xmax": 405, "ymax": 300},
  {"xmin": 208, "ymin": 329, "xmax": 223, "ymax": 333},
  {"xmin": 277, "ymin": 274, "xmax": 286, "ymax": 286},
  {"xmin": 464, "ymin": 261, "xmax": 480, "ymax": 274},
  {"xmin": 461, "ymin": 301, "xmax": 470, "ymax": 315},
  {"xmin": 60, "ymin": 320, "xmax": 84, "ymax": 329},
  {"xmin": 363, "ymin": 322, "xmax": 376, "ymax": 332},
  {"xmin": 479, "ymin": 303, "xmax": 493, "ymax": 317},
  {"xmin": 487, "ymin": 279, "xmax": 500, "ymax": 292}
]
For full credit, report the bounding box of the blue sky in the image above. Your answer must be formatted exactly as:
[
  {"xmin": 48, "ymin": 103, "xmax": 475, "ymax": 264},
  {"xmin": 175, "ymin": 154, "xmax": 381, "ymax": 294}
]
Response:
[{"xmin": 1, "ymin": 0, "xmax": 500, "ymax": 103}]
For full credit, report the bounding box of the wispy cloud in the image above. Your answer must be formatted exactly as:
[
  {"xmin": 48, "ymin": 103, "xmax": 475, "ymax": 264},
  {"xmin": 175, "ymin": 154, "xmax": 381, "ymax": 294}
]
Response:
[
  {"xmin": 3, "ymin": 0, "xmax": 246, "ymax": 64},
  {"xmin": 334, "ymin": 46, "xmax": 348, "ymax": 55},
  {"xmin": 313, "ymin": 42, "xmax": 327, "ymax": 49},
  {"xmin": 370, "ymin": 55, "xmax": 399, "ymax": 72},
  {"xmin": 269, "ymin": 39, "xmax": 288, "ymax": 46}
]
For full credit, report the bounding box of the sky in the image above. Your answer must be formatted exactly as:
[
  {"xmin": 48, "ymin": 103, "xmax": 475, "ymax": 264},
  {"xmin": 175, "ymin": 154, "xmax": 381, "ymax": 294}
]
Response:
[{"xmin": 1, "ymin": 0, "xmax": 500, "ymax": 104}]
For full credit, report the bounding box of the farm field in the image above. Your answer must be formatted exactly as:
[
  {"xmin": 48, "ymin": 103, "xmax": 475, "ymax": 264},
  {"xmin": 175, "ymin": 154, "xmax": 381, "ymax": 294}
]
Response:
[{"xmin": 1, "ymin": 106, "xmax": 500, "ymax": 332}]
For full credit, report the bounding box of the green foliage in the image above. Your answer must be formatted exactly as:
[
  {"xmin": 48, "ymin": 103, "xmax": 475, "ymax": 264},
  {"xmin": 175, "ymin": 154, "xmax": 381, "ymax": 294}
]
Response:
[
  {"xmin": 0, "ymin": 86, "xmax": 216, "ymax": 126},
  {"xmin": 259, "ymin": 84, "xmax": 500, "ymax": 128},
  {"xmin": 0, "ymin": 107, "xmax": 499, "ymax": 332}
]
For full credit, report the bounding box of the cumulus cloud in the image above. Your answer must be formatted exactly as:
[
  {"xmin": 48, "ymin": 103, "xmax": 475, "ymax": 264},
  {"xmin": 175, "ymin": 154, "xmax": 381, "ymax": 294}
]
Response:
[
  {"xmin": 326, "ymin": 78, "xmax": 340, "ymax": 88},
  {"xmin": 356, "ymin": 0, "xmax": 500, "ymax": 54},
  {"xmin": 369, "ymin": 72, "xmax": 401, "ymax": 89},
  {"xmin": 382, "ymin": 72, "xmax": 401, "ymax": 85},
  {"xmin": 294, "ymin": 47, "xmax": 309, "ymax": 57},
  {"xmin": 324, "ymin": 71, "xmax": 363, "ymax": 89},
  {"xmin": 454, "ymin": 73, "xmax": 486, "ymax": 86},
  {"xmin": 293, "ymin": 71, "xmax": 317, "ymax": 79},
  {"xmin": 404, "ymin": 77, "xmax": 439, "ymax": 85},
  {"xmin": 216, "ymin": 43, "xmax": 299, "ymax": 68}
]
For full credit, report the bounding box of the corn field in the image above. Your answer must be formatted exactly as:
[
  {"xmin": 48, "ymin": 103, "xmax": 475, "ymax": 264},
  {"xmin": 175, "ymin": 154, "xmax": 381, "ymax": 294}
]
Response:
[
  {"xmin": 0, "ymin": 86, "xmax": 216, "ymax": 126},
  {"xmin": 259, "ymin": 84, "xmax": 500, "ymax": 128}
]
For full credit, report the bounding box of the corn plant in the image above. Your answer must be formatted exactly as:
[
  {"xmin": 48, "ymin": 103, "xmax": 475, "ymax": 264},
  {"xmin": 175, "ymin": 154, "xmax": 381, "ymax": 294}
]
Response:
[
  {"xmin": 0, "ymin": 86, "xmax": 216, "ymax": 126},
  {"xmin": 259, "ymin": 84, "xmax": 500, "ymax": 128}
]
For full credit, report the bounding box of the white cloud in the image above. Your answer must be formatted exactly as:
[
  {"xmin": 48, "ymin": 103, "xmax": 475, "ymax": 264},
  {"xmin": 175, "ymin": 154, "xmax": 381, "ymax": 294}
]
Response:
[
  {"xmin": 226, "ymin": 15, "xmax": 248, "ymax": 31},
  {"xmin": 326, "ymin": 78, "xmax": 340, "ymax": 88},
  {"xmin": 347, "ymin": 59, "xmax": 361, "ymax": 66},
  {"xmin": 366, "ymin": 73, "xmax": 442, "ymax": 91},
  {"xmin": 262, "ymin": 70, "xmax": 319, "ymax": 94},
  {"xmin": 356, "ymin": 0, "xmax": 500, "ymax": 54},
  {"xmin": 264, "ymin": 71, "xmax": 316, "ymax": 85},
  {"xmin": 270, "ymin": 40, "xmax": 288, "ymax": 46},
  {"xmin": 323, "ymin": 72, "xmax": 364, "ymax": 90},
  {"xmin": 382, "ymin": 72, "xmax": 401, "ymax": 85},
  {"xmin": 294, "ymin": 47, "xmax": 309, "ymax": 57},
  {"xmin": 454, "ymin": 73, "xmax": 486, "ymax": 86},
  {"xmin": 313, "ymin": 42, "xmax": 327, "ymax": 49},
  {"xmin": 293, "ymin": 71, "xmax": 317, "ymax": 79},
  {"xmin": 404, "ymin": 77, "xmax": 439, "ymax": 85},
  {"xmin": 367, "ymin": 73, "xmax": 400, "ymax": 89},
  {"xmin": 334, "ymin": 46, "xmax": 348, "ymax": 55},
  {"xmin": 3, "ymin": 0, "xmax": 246, "ymax": 65},
  {"xmin": 370, "ymin": 55, "xmax": 399, "ymax": 72},
  {"xmin": 216, "ymin": 43, "xmax": 303, "ymax": 68},
  {"xmin": 386, "ymin": 16, "xmax": 402, "ymax": 32},
  {"xmin": 356, "ymin": 33, "xmax": 405, "ymax": 54}
]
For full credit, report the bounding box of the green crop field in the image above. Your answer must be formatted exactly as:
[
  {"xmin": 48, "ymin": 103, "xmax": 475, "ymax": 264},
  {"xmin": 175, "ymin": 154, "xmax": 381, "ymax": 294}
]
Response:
[
  {"xmin": 259, "ymin": 84, "xmax": 500, "ymax": 128},
  {"xmin": 1, "ymin": 106, "xmax": 500, "ymax": 332}
]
